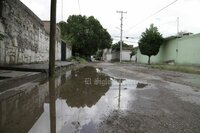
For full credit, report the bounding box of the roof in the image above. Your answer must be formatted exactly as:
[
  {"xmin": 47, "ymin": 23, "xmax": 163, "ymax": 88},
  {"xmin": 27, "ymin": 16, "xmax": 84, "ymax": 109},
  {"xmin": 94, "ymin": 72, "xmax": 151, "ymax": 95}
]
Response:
[{"xmin": 165, "ymin": 32, "xmax": 194, "ymax": 41}]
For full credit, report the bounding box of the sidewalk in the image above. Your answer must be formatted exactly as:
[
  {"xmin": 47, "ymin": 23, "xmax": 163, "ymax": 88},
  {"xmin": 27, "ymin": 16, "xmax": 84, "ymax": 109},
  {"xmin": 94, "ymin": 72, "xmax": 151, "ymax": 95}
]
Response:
[
  {"xmin": 0, "ymin": 70, "xmax": 45, "ymax": 93},
  {"xmin": 0, "ymin": 61, "xmax": 74, "ymax": 93},
  {"xmin": 117, "ymin": 62, "xmax": 200, "ymax": 74},
  {"xmin": 0, "ymin": 61, "xmax": 74, "ymax": 73}
]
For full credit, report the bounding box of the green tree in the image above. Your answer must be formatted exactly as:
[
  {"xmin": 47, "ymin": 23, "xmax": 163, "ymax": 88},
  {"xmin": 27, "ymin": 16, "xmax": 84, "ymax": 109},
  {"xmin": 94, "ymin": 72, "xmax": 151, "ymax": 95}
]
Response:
[
  {"xmin": 58, "ymin": 15, "xmax": 112, "ymax": 57},
  {"xmin": 130, "ymin": 47, "xmax": 138, "ymax": 61},
  {"xmin": 112, "ymin": 41, "xmax": 129, "ymax": 52},
  {"xmin": 0, "ymin": 33, "xmax": 4, "ymax": 40},
  {"xmin": 58, "ymin": 21, "xmax": 67, "ymax": 39},
  {"xmin": 138, "ymin": 24, "xmax": 164, "ymax": 65}
]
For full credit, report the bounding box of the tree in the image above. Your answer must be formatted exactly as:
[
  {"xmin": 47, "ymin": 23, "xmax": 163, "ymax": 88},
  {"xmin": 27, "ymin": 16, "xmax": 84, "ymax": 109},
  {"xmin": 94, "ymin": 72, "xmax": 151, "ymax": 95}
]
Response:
[
  {"xmin": 138, "ymin": 24, "xmax": 164, "ymax": 65},
  {"xmin": 58, "ymin": 15, "xmax": 112, "ymax": 57},
  {"xmin": 130, "ymin": 47, "xmax": 138, "ymax": 61},
  {"xmin": 0, "ymin": 33, "xmax": 4, "ymax": 40},
  {"xmin": 58, "ymin": 21, "xmax": 67, "ymax": 39},
  {"xmin": 112, "ymin": 41, "xmax": 129, "ymax": 52}
]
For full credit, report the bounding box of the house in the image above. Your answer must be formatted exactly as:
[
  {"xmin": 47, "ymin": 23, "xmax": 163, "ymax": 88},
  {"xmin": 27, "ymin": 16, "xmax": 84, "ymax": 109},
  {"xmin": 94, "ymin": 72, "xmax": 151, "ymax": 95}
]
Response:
[
  {"xmin": 102, "ymin": 45, "xmax": 134, "ymax": 62},
  {"xmin": 121, "ymin": 46, "xmax": 134, "ymax": 61},
  {"xmin": 136, "ymin": 33, "xmax": 200, "ymax": 65},
  {"xmin": 42, "ymin": 21, "xmax": 72, "ymax": 61},
  {"xmin": 102, "ymin": 49, "xmax": 119, "ymax": 62}
]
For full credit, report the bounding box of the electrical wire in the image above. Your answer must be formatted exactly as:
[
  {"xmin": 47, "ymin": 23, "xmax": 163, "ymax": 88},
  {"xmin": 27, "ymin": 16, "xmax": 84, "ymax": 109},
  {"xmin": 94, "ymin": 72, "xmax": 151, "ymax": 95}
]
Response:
[{"xmin": 125, "ymin": 0, "xmax": 178, "ymax": 32}]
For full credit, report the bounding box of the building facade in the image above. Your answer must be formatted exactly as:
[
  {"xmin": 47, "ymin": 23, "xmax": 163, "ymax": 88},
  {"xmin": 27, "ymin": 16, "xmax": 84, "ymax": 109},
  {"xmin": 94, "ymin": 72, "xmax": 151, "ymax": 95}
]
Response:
[
  {"xmin": 137, "ymin": 33, "xmax": 200, "ymax": 65},
  {"xmin": 0, "ymin": 0, "xmax": 71, "ymax": 65},
  {"xmin": 102, "ymin": 48, "xmax": 134, "ymax": 62}
]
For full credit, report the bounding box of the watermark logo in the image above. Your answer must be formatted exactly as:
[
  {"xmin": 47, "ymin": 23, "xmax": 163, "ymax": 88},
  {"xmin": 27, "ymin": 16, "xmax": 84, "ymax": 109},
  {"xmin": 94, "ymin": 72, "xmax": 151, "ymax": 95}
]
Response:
[{"xmin": 85, "ymin": 78, "xmax": 111, "ymax": 86}]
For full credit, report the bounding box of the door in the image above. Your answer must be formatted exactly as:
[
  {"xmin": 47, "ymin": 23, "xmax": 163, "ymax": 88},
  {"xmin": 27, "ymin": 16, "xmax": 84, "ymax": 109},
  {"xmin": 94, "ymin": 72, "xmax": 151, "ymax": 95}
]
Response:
[{"xmin": 61, "ymin": 41, "xmax": 66, "ymax": 61}]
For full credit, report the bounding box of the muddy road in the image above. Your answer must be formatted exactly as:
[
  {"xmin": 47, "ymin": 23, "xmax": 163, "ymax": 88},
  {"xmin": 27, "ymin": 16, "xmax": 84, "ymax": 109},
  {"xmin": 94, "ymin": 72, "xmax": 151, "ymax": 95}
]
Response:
[
  {"xmin": 91, "ymin": 63, "xmax": 200, "ymax": 133},
  {"xmin": 0, "ymin": 63, "xmax": 200, "ymax": 133}
]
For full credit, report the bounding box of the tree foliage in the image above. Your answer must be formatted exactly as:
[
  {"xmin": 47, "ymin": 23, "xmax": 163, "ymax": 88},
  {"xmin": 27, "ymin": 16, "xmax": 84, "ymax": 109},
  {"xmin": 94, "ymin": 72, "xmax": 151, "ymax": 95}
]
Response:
[
  {"xmin": 138, "ymin": 24, "xmax": 164, "ymax": 65},
  {"xmin": 112, "ymin": 41, "xmax": 129, "ymax": 52},
  {"xmin": 130, "ymin": 47, "xmax": 138, "ymax": 59},
  {"xmin": 0, "ymin": 33, "xmax": 4, "ymax": 40},
  {"xmin": 58, "ymin": 15, "xmax": 112, "ymax": 56}
]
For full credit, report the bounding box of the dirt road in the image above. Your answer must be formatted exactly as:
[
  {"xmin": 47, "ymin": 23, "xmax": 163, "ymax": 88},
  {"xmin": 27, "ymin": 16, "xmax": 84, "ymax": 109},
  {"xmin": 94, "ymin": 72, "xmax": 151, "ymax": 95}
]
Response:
[
  {"xmin": 1, "ymin": 62, "xmax": 200, "ymax": 133},
  {"xmin": 89, "ymin": 62, "xmax": 200, "ymax": 133}
]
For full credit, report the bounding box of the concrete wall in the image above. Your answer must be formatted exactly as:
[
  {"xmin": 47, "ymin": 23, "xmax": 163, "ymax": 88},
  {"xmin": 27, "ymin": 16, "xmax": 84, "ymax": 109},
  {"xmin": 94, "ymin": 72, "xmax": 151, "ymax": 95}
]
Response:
[
  {"xmin": 103, "ymin": 49, "xmax": 120, "ymax": 62},
  {"xmin": 137, "ymin": 33, "xmax": 200, "ymax": 65},
  {"xmin": 66, "ymin": 44, "xmax": 72, "ymax": 59},
  {"xmin": 0, "ymin": 0, "xmax": 71, "ymax": 65},
  {"xmin": 122, "ymin": 50, "xmax": 131, "ymax": 61},
  {"xmin": 103, "ymin": 49, "xmax": 134, "ymax": 62},
  {"xmin": 0, "ymin": 0, "xmax": 42, "ymax": 64}
]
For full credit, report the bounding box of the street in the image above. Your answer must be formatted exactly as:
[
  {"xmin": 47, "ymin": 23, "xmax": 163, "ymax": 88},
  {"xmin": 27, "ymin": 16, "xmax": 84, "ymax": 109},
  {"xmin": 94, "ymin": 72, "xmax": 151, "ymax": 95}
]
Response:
[
  {"xmin": 1, "ymin": 0, "xmax": 200, "ymax": 132},
  {"xmin": 93, "ymin": 63, "xmax": 200, "ymax": 133},
  {"xmin": 0, "ymin": 62, "xmax": 200, "ymax": 133}
]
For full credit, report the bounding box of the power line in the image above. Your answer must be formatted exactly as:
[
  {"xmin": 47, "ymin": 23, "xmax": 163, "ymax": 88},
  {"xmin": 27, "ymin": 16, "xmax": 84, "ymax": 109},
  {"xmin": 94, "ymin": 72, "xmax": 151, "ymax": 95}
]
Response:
[
  {"xmin": 126, "ymin": 0, "xmax": 178, "ymax": 32},
  {"xmin": 114, "ymin": 36, "xmax": 139, "ymax": 39}
]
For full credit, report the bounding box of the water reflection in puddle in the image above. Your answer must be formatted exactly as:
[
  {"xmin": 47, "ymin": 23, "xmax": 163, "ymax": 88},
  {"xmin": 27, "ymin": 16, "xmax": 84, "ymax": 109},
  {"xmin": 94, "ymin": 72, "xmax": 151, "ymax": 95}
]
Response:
[{"xmin": 0, "ymin": 66, "xmax": 147, "ymax": 133}]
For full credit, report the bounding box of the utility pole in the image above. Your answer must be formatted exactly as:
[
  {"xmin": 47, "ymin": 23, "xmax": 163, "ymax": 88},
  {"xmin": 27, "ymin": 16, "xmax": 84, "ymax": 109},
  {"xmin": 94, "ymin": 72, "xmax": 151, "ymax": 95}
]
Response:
[
  {"xmin": 49, "ymin": 0, "xmax": 57, "ymax": 77},
  {"xmin": 177, "ymin": 17, "xmax": 179, "ymax": 35},
  {"xmin": 61, "ymin": 0, "xmax": 63, "ymax": 20},
  {"xmin": 116, "ymin": 11, "xmax": 127, "ymax": 62}
]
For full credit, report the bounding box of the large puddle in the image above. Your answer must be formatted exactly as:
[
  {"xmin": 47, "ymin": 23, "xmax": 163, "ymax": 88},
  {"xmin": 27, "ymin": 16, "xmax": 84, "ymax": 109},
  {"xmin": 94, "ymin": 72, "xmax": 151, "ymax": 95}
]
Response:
[{"xmin": 0, "ymin": 66, "xmax": 147, "ymax": 133}]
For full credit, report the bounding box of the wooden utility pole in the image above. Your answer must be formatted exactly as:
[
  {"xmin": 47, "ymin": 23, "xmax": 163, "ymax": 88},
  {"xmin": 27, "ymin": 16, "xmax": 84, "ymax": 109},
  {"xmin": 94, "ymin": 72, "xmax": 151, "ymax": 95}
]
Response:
[
  {"xmin": 116, "ymin": 11, "xmax": 127, "ymax": 62},
  {"xmin": 49, "ymin": 0, "xmax": 57, "ymax": 77},
  {"xmin": 177, "ymin": 17, "xmax": 179, "ymax": 35},
  {"xmin": 49, "ymin": 1, "xmax": 57, "ymax": 132}
]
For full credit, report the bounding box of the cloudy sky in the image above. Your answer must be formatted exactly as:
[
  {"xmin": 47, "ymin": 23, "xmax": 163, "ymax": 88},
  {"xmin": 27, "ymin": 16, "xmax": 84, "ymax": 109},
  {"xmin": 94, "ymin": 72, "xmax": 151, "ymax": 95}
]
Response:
[{"xmin": 20, "ymin": 0, "xmax": 200, "ymax": 46}]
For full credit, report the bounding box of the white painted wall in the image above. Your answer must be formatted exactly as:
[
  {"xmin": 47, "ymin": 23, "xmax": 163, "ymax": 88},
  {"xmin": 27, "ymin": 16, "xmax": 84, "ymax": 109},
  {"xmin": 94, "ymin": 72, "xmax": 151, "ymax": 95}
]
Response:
[
  {"xmin": 66, "ymin": 46, "xmax": 72, "ymax": 59},
  {"xmin": 122, "ymin": 50, "xmax": 131, "ymax": 61},
  {"xmin": 56, "ymin": 41, "xmax": 61, "ymax": 61}
]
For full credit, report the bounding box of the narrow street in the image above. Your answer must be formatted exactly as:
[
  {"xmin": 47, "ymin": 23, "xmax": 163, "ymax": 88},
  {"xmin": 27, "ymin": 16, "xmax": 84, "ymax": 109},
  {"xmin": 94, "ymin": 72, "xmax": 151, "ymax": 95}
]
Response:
[
  {"xmin": 1, "ymin": 0, "xmax": 200, "ymax": 132},
  {"xmin": 0, "ymin": 63, "xmax": 200, "ymax": 133}
]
